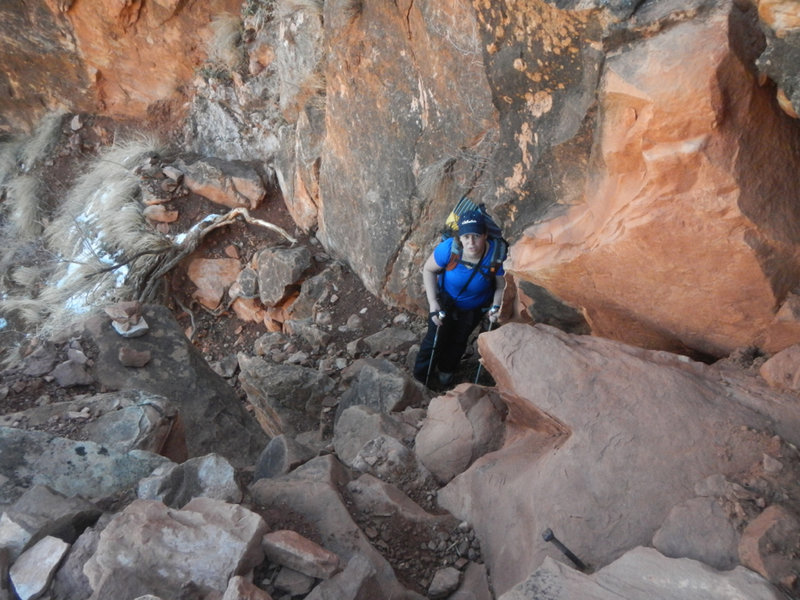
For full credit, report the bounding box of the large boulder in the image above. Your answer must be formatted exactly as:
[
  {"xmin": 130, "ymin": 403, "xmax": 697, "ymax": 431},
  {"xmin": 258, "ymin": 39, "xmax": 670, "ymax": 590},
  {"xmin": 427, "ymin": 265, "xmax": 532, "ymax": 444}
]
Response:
[
  {"xmin": 509, "ymin": 0, "xmax": 800, "ymax": 357},
  {"xmin": 318, "ymin": 0, "xmax": 497, "ymax": 305},
  {"xmin": 82, "ymin": 498, "xmax": 267, "ymax": 600},
  {"xmin": 499, "ymin": 547, "xmax": 784, "ymax": 600},
  {"xmin": 85, "ymin": 304, "xmax": 268, "ymax": 467},
  {"xmin": 0, "ymin": 427, "xmax": 170, "ymax": 506},
  {"xmin": 437, "ymin": 322, "xmax": 800, "ymax": 595}
]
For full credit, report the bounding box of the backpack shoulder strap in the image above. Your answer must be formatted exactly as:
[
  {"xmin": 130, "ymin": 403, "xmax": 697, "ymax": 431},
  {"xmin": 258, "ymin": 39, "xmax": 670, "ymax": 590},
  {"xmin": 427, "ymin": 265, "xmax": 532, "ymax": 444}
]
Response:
[{"xmin": 446, "ymin": 238, "xmax": 462, "ymax": 271}]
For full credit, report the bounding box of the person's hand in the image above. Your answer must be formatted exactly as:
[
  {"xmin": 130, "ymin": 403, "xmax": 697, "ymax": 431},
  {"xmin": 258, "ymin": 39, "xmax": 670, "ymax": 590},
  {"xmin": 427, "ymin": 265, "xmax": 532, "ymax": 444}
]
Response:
[
  {"xmin": 431, "ymin": 310, "xmax": 446, "ymax": 327},
  {"xmin": 488, "ymin": 305, "xmax": 500, "ymax": 324}
]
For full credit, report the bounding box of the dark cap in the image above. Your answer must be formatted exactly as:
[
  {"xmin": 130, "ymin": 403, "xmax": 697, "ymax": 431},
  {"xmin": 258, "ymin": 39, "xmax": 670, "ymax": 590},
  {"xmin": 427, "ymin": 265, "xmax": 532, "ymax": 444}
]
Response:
[{"xmin": 458, "ymin": 210, "xmax": 486, "ymax": 236}]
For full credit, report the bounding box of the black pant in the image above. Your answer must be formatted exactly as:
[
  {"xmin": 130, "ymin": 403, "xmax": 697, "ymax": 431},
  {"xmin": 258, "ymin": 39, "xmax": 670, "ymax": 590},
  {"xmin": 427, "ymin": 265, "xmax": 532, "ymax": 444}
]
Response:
[{"xmin": 413, "ymin": 306, "xmax": 485, "ymax": 383}]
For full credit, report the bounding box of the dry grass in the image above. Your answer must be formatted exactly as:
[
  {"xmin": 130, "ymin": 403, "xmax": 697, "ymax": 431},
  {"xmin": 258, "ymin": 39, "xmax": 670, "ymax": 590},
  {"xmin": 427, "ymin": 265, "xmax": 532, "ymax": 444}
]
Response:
[
  {"xmin": 0, "ymin": 140, "xmax": 20, "ymax": 186},
  {"xmin": 6, "ymin": 175, "xmax": 43, "ymax": 240},
  {"xmin": 208, "ymin": 13, "xmax": 245, "ymax": 71},
  {"xmin": 19, "ymin": 111, "xmax": 65, "ymax": 172},
  {"xmin": 7, "ymin": 136, "xmax": 174, "ymax": 337},
  {"xmin": 9, "ymin": 265, "xmax": 42, "ymax": 289},
  {"xmin": 0, "ymin": 296, "xmax": 45, "ymax": 329}
]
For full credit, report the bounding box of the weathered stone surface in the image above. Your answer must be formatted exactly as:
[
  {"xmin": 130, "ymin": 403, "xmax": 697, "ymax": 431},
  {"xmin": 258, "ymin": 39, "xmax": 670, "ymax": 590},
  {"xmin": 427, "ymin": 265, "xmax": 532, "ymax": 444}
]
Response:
[
  {"xmin": 652, "ymin": 497, "xmax": 740, "ymax": 571},
  {"xmin": 427, "ymin": 566, "xmax": 461, "ymax": 599},
  {"xmin": 83, "ymin": 498, "xmax": 268, "ymax": 600},
  {"xmin": 332, "ymin": 405, "xmax": 417, "ymax": 468},
  {"xmin": 499, "ymin": 547, "xmax": 784, "ymax": 600},
  {"xmin": 118, "ymin": 346, "xmax": 152, "ymax": 368},
  {"xmin": 0, "ymin": 485, "xmax": 100, "ymax": 561},
  {"xmin": 21, "ymin": 343, "xmax": 57, "ymax": 377},
  {"xmin": 222, "ymin": 575, "xmax": 273, "ymax": 600},
  {"xmin": 142, "ymin": 204, "xmax": 178, "ymax": 223},
  {"xmin": 346, "ymin": 474, "xmax": 457, "ymax": 533},
  {"xmin": 303, "ymin": 553, "xmax": 385, "ymax": 600},
  {"xmin": 319, "ymin": 0, "xmax": 497, "ymax": 307},
  {"xmin": 262, "ymin": 530, "xmax": 341, "ymax": 579},
  {"xmin": 137, "ymin": 453, "xmax": 242, "ymax": 508},
  {"xmin": 350, "ymin": 435, "xmax": 435, "ymax": 492},
  {"xmin": 274, "ymin": 567, "xmax": 315, "ymax": 596},
  {"xmin": 255, "ymin": 246, "xmax": 312, "ymax": 306},
  {"xmin": 759, "ymin": 343, "xmax": 800, "ymax": 391},
  {"xmin": 0, "ymin": 0, "xmax": 242, "ymax": 132},
  {"xmin": 336, "ymin": 358, "xmax": 424, "ymax": 421},
  {"xmin": 756, "ymin": 0, "xmax": 800, "ymax": 118},
  {"xmin": 85, "ymin": 304, "xmax": 268, "ymax": 467},
  {"xmin": 287, "ymin": 263, "xmax": 342, "ymax": 319},
  {"xmin": 509, "ymin": 1, "xmax": 800, "ymax": 358},
  {"xmin": 283, "ymin": 318, "xmax": 331, "ymax": 350},
  {"xmin": 10, "ymin": 535, "xmax": 70, "ymax": 600},
  {"xmin": 254, "ymin": 434, "xmax": 315, "ymax": 481},
  {"xmin": 0, "ymin": 427, "xmax": 170, "ymax": 506},
  {"xmin": 51, "ymin": 359, "xmax": 94, "ymax": 387},
  {"xmin": 450, "ymin": 561, "xmax": 492, "ymax": 600},
  {"xmin": 187, "ymin": 257, "xmax": 241, "ymax": 310},
  {"xmin": 415, "ymin": 385, "xmax": 507, "ymax": 484},
  {"xmin": 237, "ymin": 354, "xmax": 335, "ymax": 436},
  {"xmin": 276, "ymin": 107, "xmax": 326, "ymax": 233},
  {"xmin": 249, "ymin": 455, "xmax": 423, "ymax": 600},
  {"xmin": 51, "ymin": 514, "xmax": 114, "ymax": 600},
  {"xmin": 440, "ymin": 323, "xmax": 800, "ymax": 595},
  {"xmin": 738, "ymin": 504, "xmax": 800, "ymax": 586},
  {"xmin": 361, "ymin": 327, "xmax": 418, "ymax": 355},
  {"xmin": 0, "ymin": 389, "xmax": 180, "ymax": 456},
  {"xmin": 178, "ymin": 158, "xmax": 267, "ymax": 210}
]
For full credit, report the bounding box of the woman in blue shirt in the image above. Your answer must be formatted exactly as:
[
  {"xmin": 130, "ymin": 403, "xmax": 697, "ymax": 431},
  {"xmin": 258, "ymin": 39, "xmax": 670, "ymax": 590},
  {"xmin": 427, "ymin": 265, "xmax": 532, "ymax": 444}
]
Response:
[{"xmin": 413, "ymin": 209, "xmax": 505, "ymax": 387}]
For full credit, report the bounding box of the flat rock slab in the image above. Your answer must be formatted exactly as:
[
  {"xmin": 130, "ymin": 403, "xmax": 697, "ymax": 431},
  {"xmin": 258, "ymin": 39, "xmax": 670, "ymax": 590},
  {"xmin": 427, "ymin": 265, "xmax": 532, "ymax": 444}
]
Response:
[
  {"xmin": 499, "ymin": 547, "xmax": 784, "ymax": 600},
  {"xmin": 440, "ymin": 323, "xmax": 800, "ymax": 594},
  {"xmin": 0, "ymin": 427, "xmax": 170, "ymax": 505}
]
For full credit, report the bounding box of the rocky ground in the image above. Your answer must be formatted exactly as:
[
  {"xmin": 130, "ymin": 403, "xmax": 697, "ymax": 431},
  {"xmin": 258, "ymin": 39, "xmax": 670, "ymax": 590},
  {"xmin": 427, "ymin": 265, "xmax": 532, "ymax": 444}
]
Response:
[{"xmin": 0, "ymin": 114, "xmax": 500, "ymax": 599}]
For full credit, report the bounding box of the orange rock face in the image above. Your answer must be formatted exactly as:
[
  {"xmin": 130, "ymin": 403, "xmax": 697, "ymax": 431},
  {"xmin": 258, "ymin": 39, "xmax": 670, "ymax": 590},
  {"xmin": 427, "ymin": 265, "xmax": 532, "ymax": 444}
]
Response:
[
  {"xmin": 66, "ymin": 0, "xmax": 239, "ymax": 119},
  {"xmin": 510, "ymin": 8, "xmax": 800, "ymax": 357}
]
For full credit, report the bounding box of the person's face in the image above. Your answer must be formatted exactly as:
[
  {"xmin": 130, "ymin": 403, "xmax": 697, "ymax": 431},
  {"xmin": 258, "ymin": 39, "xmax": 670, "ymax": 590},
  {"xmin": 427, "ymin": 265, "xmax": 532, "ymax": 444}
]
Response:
[{"xmin": 460, "ymin": 233, "xmax": 486, "ymax": 255}]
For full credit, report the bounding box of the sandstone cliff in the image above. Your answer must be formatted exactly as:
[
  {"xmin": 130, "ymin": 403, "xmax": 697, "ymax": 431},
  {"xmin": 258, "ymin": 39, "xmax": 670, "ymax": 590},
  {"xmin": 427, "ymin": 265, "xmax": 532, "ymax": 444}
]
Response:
[{"xmin": 3, "ymin": 0, "xmax": 800, "ymax": 358}]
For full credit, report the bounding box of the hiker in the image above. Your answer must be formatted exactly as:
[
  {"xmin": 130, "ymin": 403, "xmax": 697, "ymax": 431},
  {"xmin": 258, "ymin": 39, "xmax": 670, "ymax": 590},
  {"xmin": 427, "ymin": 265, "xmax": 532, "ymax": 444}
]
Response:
[{"xmin": 413, "ymin": 208, "xmax": 505, "ymax": 387}]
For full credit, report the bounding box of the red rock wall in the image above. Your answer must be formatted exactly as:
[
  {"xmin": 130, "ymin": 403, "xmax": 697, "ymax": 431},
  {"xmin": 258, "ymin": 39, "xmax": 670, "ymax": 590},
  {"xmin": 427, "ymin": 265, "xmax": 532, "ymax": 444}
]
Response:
[{"xmin": 0, "ymin": 0, "xmax": 241, "ymax": 134}]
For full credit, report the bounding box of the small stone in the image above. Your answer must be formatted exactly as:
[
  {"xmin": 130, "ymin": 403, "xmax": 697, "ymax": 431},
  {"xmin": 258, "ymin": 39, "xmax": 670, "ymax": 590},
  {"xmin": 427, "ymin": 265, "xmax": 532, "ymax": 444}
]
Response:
[
  {"xmin": 67, "ymin": 348, "xmax": 88, "ymax": 364},
  {"xmin": 273, "ymin": 567, "xmax": 316, "ymax": 597},
  {"xmin": 162, "ymin": 165, "xmax": 183, "ymax": 180},
  {"xmin": 428, "ymin": 566, "xmax": 461, "ymax": 599},
  {"xmin": 142, "ymin": 204, "xmax": 179, "ymax": 223},
  {"xmin": 286, "ymin": 351, "xmax": 308, "ymax": 364},
  {"xmin": 112, "ymin": 318, "xmax": 150, "ymax": 338},
  {"xmin": 763, "ymin": 454, "xmax": 783, "ymax": 473},
  {"xmin": 118, "ymin": 347, "xmax": 152, "ymax": 368}
]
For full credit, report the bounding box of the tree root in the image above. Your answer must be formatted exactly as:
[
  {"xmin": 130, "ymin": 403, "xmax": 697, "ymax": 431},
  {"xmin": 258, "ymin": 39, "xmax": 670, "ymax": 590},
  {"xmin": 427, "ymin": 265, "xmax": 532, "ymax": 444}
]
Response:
[{"xmin": 133, "ymin": 208, "xmax": 297, "ymax": 303}]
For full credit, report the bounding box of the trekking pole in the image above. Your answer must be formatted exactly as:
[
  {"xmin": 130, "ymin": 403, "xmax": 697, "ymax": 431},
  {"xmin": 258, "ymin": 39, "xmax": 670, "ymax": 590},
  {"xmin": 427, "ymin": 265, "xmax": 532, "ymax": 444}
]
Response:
[
  {"xmin": 473, "ymin": 318, "xmax": 496, "ymax": 384},
  {"xmin": 542, "ymin": 528, "xmax": 588, "ymax": 572},
  {"xmin": 424, "ymin": 311, "xmax": 446, "ymax": 387}
]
